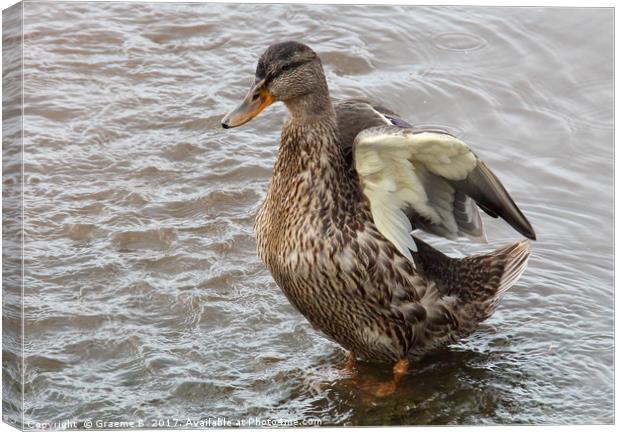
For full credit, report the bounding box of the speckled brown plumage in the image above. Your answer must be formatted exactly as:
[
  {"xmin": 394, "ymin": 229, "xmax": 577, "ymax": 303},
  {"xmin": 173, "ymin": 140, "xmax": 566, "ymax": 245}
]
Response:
[{"xmin": 225, "ymin": 41, "xmax": 533, "ymax": 365}]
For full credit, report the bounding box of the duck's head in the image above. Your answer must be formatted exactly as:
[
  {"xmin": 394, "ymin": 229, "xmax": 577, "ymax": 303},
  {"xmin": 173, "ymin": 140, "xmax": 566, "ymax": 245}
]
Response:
[{"xmin": 222, "ymin": 41, "xmax": 326, "ymax": 129}]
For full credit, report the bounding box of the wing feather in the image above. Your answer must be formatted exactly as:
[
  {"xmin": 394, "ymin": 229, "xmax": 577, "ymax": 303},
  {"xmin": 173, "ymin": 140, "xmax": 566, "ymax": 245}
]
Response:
[
  {"xmin": 353, "ymin": 126, "xmax": 535, "ymax": 260},
  {"xmin": 451, "ymin": 160, "xmax": 536, "ymax": 240}
]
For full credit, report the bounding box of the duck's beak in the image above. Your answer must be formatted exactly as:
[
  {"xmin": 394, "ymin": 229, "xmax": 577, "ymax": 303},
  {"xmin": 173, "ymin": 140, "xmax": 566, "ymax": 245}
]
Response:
[{"xmin": 221, "ymin": 80, "xmax": 274, "ymax": 129}]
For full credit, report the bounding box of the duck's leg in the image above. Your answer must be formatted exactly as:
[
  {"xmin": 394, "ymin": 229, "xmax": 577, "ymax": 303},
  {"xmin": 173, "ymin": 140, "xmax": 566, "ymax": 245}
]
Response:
[
  {"xmin": 344, "ymin": 352, "xmax": 357, "ymax": 373},
  {"xmin": 339, "ymin": 352, "xmax": 358, "ymax": 380},
  {"xmin": 373, "ymin": 358, "xmax": 409, "ymax": 397}
]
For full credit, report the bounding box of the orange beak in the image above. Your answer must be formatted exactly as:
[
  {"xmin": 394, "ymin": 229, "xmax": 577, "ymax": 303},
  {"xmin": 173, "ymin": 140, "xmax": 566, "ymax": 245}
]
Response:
[{"xmin": 221, "ymin": 80, "xmax": 274, "ymax": 129}]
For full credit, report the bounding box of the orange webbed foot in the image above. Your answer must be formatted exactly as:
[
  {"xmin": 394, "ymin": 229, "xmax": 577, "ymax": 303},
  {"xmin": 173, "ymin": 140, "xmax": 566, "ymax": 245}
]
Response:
[
  {"xmin": 344, "ymin": 352, "xmax": 357, "ymax": 372},
  {"xmin": 360, "ymin": 358, "xmax": 409, "ymax": 397}
]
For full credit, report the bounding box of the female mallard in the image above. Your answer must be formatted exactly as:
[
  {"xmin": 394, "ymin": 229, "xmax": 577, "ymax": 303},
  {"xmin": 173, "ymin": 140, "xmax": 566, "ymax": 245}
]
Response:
[{"xmin": 222, "ymin": 41, "xmax": 535, "ymax": 394}]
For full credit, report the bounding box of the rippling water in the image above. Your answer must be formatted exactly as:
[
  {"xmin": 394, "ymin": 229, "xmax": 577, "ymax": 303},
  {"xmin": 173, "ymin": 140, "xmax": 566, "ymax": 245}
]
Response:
[{"xmin": 3, "ymin": 2, "xmax": 613, "ymax": 426}]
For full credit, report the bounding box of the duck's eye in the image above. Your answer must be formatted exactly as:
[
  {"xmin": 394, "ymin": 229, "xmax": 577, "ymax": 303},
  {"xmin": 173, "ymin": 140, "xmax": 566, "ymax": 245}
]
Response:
[
  {"xmin": 252, "ymin": 92, "xmax": 260, "ymax": 101},
  {"xmin": 281, "ymin": 63, "xmax": 293, "ymax": 72}
]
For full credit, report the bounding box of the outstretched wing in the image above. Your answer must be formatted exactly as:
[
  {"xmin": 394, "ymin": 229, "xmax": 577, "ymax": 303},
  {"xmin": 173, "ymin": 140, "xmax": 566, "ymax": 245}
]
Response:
[{"xmin": 353, "ymin": 125, "xmax": 536, "ymax": 261}]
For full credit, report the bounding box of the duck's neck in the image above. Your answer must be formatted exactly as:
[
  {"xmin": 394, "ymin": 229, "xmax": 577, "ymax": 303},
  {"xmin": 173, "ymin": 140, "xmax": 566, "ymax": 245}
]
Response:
[
  {"xmin": 275, "ymin": 97, "xmax": 347, "ymax": 188},
  {"xmin": 268, "ymin": 93, "xmax": 356, "ymax": 220},
  {"xmin": 283, "ymin": 79, "xmax": 334, "ymax": 120}
]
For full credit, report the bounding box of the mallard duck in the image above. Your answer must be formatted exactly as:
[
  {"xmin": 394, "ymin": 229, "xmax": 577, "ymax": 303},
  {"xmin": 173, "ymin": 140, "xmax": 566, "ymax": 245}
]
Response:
[{"xmin": 221, "ymin": 41, "xmax": 535, "ymax": 395}]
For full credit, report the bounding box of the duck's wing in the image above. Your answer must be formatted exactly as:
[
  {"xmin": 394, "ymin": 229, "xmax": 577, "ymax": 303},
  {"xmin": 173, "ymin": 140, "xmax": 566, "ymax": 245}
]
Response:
[
  {"xmin": 352, "ymin": 125, "xmax": 536, "ymax": 262},
  {"xmin": 334, "ymin": 99, "xmax": 450, "ymax": 162}
]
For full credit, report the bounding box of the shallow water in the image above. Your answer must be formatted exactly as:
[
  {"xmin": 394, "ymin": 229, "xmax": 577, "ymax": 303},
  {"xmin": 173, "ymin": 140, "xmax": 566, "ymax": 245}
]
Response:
[{"xmin": 3, "ymin": 2, "xmax": 613, "ymax": 426}]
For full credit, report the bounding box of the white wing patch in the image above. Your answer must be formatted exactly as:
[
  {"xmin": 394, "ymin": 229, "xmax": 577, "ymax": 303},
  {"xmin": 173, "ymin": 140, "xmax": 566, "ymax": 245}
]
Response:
[
  {"xmin": 356, "ymin": 149, "xmax": 419, "ymax": 261},
  {"xmin": 357, "ymin": 131, "xmax": 476, "ymax": 180},
  {"xmin": 354, "ymin": 127, "xmax": 478, "ymax": 262}
]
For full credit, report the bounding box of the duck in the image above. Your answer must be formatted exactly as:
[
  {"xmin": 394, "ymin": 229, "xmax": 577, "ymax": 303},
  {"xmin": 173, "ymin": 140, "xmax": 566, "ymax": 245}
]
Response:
[{"xmin": 221, "ymin": 41, "xmax": 536, "ymax": 395}]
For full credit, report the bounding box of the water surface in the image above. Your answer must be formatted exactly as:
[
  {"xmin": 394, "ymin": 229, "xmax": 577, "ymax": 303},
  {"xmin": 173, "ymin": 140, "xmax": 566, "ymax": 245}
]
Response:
[{"xmin": 4, "ymin": 2, "xmax": 614, "ymax": 426}]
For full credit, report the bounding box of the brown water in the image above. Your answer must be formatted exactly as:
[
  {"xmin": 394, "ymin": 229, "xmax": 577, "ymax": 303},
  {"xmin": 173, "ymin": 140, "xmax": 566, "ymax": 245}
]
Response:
[{"xmin": 3, "ymin": 2, "xmax": 613, "ymax": 427}]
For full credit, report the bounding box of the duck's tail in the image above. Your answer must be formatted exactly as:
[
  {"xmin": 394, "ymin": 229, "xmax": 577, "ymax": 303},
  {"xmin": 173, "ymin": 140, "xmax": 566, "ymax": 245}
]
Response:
[{"xmin": 412, "ymin": 236, "xmax": 530, "ymax": 324}]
